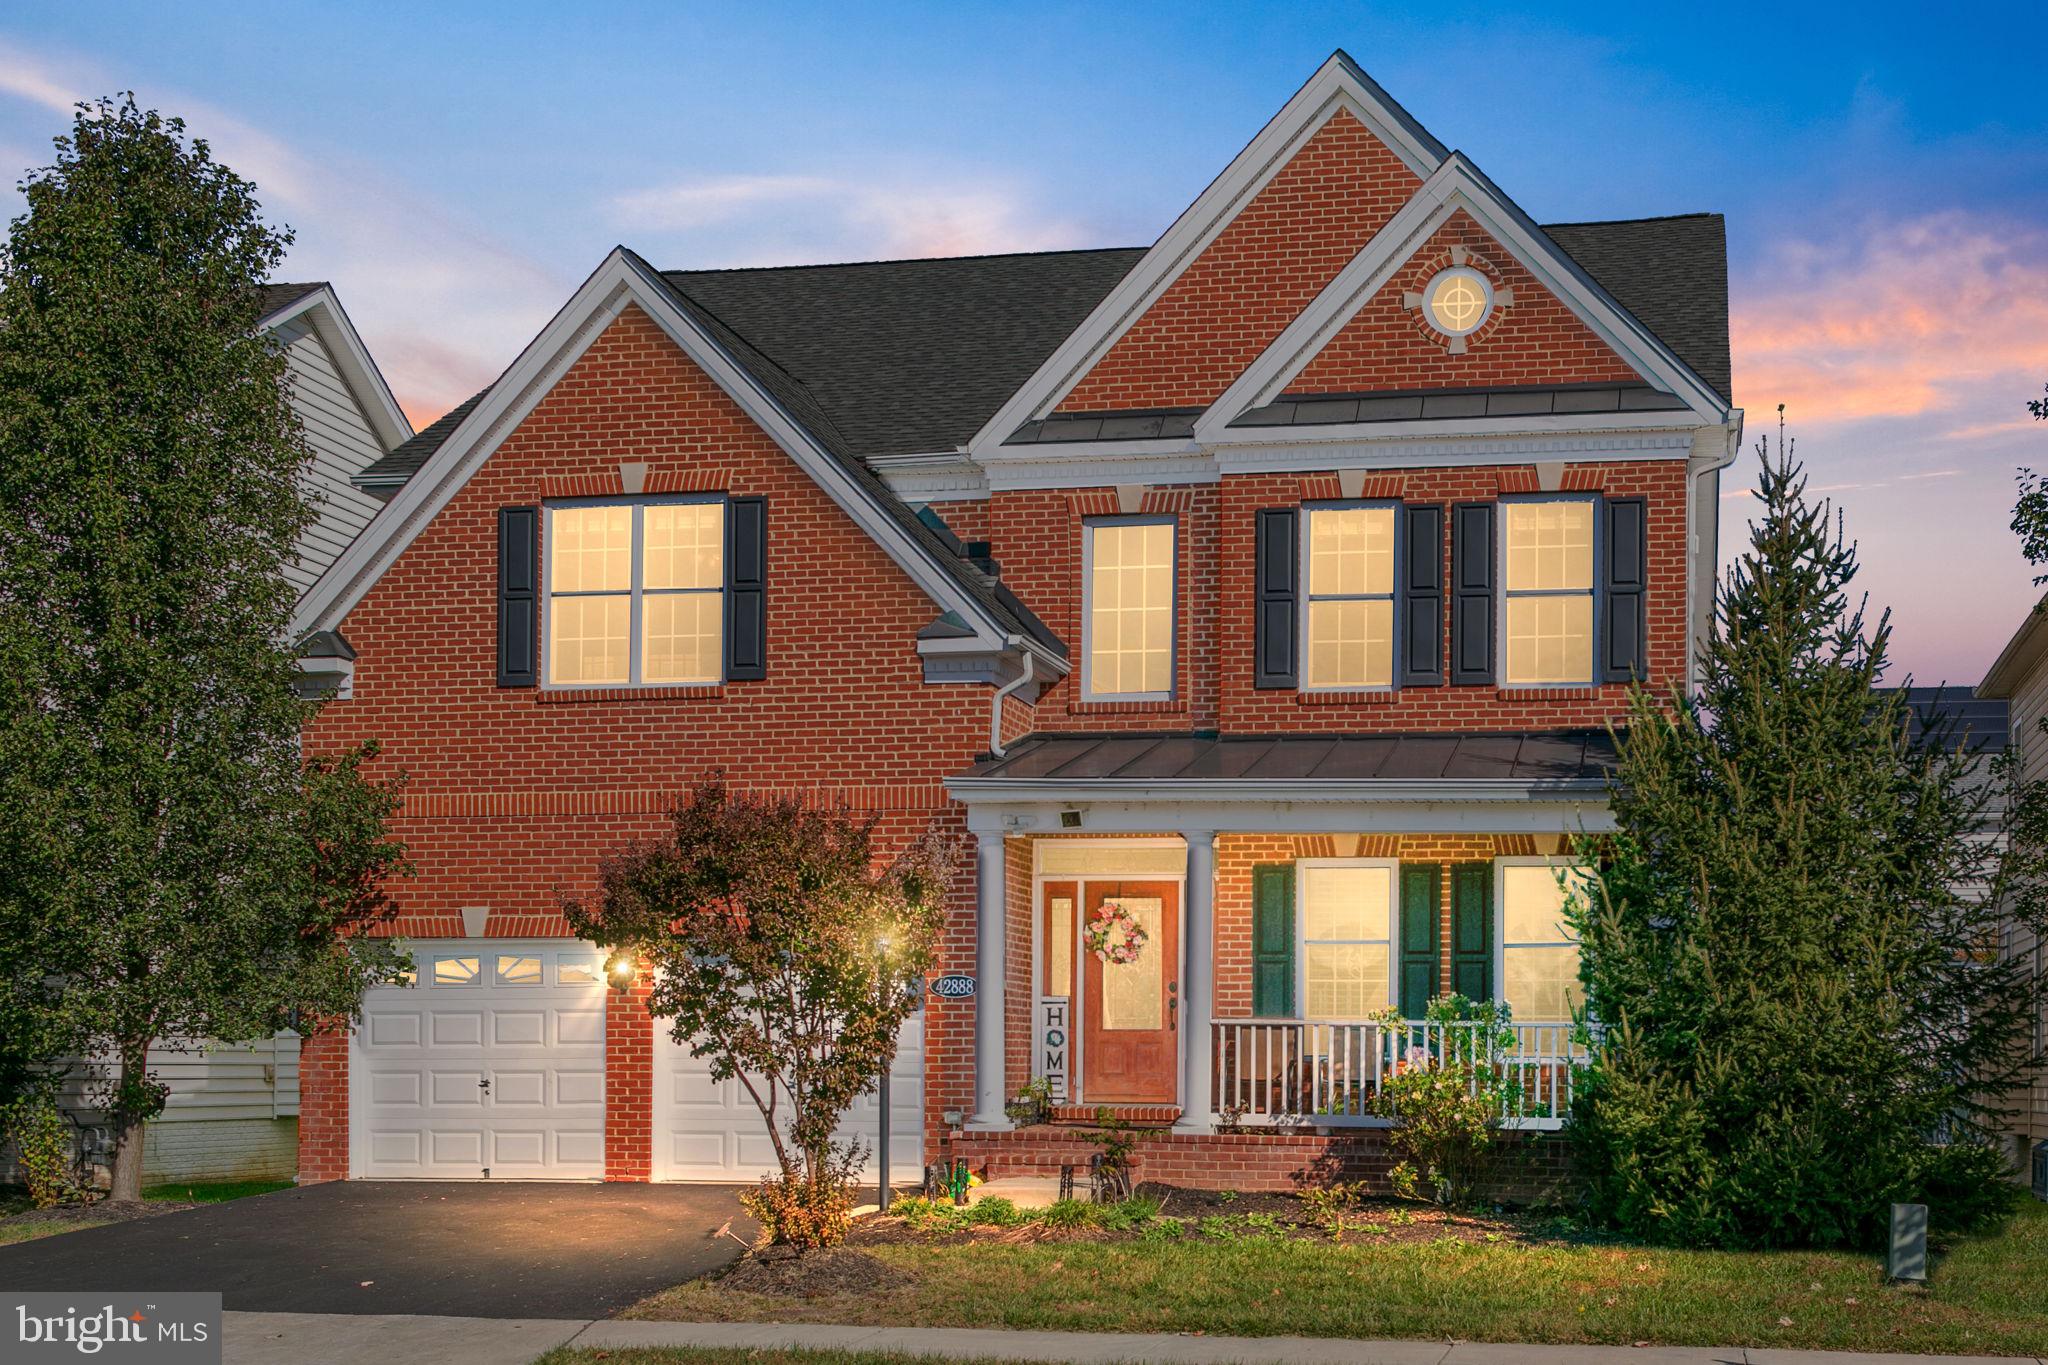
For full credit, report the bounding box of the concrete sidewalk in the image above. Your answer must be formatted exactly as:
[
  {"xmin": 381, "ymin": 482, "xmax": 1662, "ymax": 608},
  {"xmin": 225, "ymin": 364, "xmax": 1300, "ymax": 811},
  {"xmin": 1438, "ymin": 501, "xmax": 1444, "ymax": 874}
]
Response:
[{"xmin": 223, "ymin": 1311, "xmax": 2048, "ymax": 1365}]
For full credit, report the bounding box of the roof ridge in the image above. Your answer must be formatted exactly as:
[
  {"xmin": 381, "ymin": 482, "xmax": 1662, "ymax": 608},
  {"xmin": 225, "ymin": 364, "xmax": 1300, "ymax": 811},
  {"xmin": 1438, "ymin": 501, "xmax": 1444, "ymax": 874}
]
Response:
[
  {"xmin": 662, "ymin": 245, "xmax": 1147, "ymax": 277},
  {"xmin": 1540, "ymin": 211, "xmax": 1723, "ymax": 229}
]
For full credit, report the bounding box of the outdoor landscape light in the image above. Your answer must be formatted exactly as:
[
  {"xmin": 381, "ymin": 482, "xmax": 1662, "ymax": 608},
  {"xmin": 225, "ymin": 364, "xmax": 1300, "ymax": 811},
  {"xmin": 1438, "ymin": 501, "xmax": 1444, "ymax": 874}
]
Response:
[{"xmin": 605, "ymin": 951, "xmax": 636, "ymax": 992}]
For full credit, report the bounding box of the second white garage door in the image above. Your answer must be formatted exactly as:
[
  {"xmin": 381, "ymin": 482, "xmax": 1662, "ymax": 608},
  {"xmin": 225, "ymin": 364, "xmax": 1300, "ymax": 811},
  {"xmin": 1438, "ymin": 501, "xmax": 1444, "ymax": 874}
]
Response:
[
  {"xmin": 353, "ymin": 940, "xmax": 607, "ymax": 1179},
  {"xmin": 653, "ymin": 1013, "xmax": 924, "ymax": 1183}
]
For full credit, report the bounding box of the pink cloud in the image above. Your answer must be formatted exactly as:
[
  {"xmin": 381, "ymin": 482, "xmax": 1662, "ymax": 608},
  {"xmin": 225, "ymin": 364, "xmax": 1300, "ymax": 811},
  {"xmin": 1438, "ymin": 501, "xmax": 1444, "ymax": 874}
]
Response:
[{"xmin": 1732, "ymin": 212, "xmax": 2048, "ymax": 425}]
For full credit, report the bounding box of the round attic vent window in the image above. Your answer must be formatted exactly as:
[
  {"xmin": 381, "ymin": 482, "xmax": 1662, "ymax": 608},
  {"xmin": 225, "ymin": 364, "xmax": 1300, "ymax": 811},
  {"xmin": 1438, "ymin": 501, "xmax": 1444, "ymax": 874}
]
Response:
[{"xmin": 1423, "ymin": 266, "xmax": 1494, "ymax": 337}]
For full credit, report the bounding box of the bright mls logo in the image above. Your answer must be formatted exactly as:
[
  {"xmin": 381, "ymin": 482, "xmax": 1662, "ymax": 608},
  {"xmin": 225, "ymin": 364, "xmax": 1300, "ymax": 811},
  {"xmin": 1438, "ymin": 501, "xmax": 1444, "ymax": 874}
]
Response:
[
  {"xmin": 929, "ymin": 974, "xmax": 975, "ymax": 999},
  {"xmin": 7, "ymin": 1293, "xmax": 220, "ymax": 1362}
]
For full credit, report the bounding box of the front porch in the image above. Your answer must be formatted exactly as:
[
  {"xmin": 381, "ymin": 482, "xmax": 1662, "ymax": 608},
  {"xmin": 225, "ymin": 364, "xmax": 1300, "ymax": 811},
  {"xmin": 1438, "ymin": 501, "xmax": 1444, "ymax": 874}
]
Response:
[{"xmin": 944, "ymin": 731, "xmax": 1614, "ymax": 1168}]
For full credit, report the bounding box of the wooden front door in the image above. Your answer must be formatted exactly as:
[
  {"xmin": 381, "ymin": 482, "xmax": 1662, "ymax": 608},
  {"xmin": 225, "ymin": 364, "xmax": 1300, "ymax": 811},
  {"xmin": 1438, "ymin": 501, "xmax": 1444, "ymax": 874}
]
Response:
[{"xmin": 1080, "ymin": 881, "xmax": 1179, "ymax": 1104}]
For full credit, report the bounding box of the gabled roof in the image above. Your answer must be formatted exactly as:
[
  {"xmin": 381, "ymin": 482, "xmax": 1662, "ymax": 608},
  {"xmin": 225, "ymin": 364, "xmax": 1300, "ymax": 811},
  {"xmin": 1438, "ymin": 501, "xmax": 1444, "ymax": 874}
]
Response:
[
  {"xmin": 298, "ymin": 248, "xmax": 1065, "ymax": 664},
  {"xmin": 363, "ymin": 218, "xmax": 1725, "ymax": 486},
  {"xmin": 256, "ymin": 281, "xmax": 413, "ymax": 453}
]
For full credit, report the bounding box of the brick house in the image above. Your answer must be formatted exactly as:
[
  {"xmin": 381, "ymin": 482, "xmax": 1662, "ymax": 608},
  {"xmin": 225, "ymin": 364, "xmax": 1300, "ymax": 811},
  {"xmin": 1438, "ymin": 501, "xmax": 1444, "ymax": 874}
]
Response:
[{"xmin": 288, "ymin": 52, "xmax": 1739, "ymax": 1192}]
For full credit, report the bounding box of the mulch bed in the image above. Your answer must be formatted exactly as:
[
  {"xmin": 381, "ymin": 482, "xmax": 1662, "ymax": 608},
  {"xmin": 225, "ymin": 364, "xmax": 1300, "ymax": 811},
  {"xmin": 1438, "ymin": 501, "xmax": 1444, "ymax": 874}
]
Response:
[{"xmin": 719, "ymin": 1244, "xmax": 919, "ymax": 1298}]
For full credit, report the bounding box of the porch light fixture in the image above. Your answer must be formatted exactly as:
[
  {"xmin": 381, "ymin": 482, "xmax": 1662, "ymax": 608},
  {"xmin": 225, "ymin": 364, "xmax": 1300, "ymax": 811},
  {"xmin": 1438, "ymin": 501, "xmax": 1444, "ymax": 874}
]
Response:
[{"xmin": 605, "ymin": 951, "xmax": 637, "ymax": 993}]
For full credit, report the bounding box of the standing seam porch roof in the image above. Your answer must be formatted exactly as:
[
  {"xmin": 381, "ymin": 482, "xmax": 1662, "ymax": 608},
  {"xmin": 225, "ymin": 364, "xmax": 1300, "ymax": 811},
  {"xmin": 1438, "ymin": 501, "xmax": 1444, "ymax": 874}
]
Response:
[{"xmin": 957, "ymin": 730, "xmax": 1619, "ymax": 785}]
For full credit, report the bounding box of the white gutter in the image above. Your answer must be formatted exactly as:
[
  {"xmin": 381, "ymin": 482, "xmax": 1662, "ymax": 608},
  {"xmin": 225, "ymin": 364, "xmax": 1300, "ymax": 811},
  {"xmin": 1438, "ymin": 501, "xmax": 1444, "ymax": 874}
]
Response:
[
  {"xmin": 987, "ymin": 642, "xmax": 1035, "ymax": 758},
  {"xmin": 946, "ymin": 776, "xmax": 1611, "ymax": 805},
  {"xmin": 1686, "ymin": 412, "xmax": 1744, "ymax": 693}
]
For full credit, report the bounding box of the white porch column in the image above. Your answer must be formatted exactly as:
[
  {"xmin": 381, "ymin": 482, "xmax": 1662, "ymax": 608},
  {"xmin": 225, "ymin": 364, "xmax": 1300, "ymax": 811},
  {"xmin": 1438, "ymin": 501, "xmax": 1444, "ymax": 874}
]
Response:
[
  {"xmin": 1174, "ymin": 828, "xmax": 1217, "ymax": 1134},
  {"xmin": 967, "ymin": 827, "xmax": 1013, "ymax": 1131}
]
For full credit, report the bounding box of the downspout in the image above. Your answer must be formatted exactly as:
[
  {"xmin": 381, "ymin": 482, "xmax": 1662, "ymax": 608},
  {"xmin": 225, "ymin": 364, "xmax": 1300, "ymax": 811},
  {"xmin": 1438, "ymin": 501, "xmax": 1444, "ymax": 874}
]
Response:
[
  {"xmin": 988, "ymin": 639, "xmax": 1035, "ymax": 759},
  {"xmin": 1686, "ymin": 413, "xmax": 1744, "ymax": 694}
]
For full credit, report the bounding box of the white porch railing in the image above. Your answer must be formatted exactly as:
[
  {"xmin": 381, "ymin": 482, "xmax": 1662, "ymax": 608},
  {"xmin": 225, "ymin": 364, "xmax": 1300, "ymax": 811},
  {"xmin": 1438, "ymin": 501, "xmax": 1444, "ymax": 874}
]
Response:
[{"xmin": 1209, "ymin": 1018, "xmax": 1589, "ymax": 1131}]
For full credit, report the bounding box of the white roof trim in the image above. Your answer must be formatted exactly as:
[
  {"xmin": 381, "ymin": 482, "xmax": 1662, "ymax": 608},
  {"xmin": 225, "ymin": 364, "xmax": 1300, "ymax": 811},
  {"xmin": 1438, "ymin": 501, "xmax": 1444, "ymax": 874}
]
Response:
[
  {"xmin": 259, "ymin": 285, "xmax": 414, "ymax": 453},
  {"xmin": 290, "ymin": 249, "xmax": 1045, "ymax": 666},
  {"xmin": 1978, "ymin": 589, "xmax": 2048, "ymax": 698},
  {"xmin": 1195, "ymin": 153, "xmax": 1729, "ymax": 442},
  {"xmin": 963, "ymin": 53, "xmax": 1447, "ymax": 458}
]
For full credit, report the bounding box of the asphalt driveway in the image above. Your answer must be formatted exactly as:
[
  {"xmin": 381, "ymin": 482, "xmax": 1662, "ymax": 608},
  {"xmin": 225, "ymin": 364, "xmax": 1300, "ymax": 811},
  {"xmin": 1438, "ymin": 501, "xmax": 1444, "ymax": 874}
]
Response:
[{"xmin": 0, "ymin": 1181, "xmax": 750, "ymax": 1318}]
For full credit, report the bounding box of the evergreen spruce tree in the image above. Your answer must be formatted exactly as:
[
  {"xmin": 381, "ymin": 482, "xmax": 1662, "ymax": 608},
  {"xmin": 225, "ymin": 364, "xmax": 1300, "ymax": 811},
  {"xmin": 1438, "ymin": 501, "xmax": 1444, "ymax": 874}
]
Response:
[
  {"xmin": 0, "ymin": 98, "xmax": 410, "ymax": 1199},
  {"xmin": 1571, "ymin": 429, "xmax": 2039, "ymax": 1248}
]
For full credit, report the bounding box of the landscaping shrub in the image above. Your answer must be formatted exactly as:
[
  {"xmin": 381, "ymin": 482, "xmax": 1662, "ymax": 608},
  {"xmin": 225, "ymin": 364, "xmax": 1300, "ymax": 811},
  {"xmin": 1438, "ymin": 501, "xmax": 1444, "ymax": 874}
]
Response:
[
  {"xmin": 1372, "ymin": 996, "xmax": 1512, "ymax": 1207},
  {"xmin": 1040, "ymin": 1198, "xmax": 1100, "ymax": 1229},
  {"xmin": 963, "ymin": 1195, "xmax": 1026, "ymax": 1227},
  {"xmin": 1, "ymin": 1091, "xmax": 74, "ymax": 1208},
  {"xmin": 740, "ymin": 1166, "xmax": 855, "ymax": 1251}
]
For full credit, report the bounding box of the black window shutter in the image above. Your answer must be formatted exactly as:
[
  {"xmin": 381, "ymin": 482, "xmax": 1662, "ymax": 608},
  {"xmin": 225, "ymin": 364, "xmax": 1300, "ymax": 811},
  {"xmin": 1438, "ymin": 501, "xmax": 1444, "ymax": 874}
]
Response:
[
  {"xmin": 1398, "ymin": 863, "xmax": 1442, "ymax": 1017},
  {"xmin": 1399, "ymin": 504, "xmax": 1445, "ymax": 687},
  {"xmin": 1449, "ymin": 862, "xmax": 1493, "ymax": 1002},
  {"xmin": 1250, "ymin": 863, "xmax": 1295, "ymax": 1017},
  {"xmin": 1254, "ymin": 508, "xmax": 1299, "ymax": 690},
  {"xmin": 725, "ymin": 496, "xmax": 766, "ymax": 680},
  {"xmin": 1602, "ymin": 496, "xmax": 1647, "ymax": 683},
  {"xmin": 1450, "ymin": 501, "xmax": 1496, "ymax": 686},
  {"xmin": 496, "ymin": 506, "xmax": 538, "ymax": 688}
]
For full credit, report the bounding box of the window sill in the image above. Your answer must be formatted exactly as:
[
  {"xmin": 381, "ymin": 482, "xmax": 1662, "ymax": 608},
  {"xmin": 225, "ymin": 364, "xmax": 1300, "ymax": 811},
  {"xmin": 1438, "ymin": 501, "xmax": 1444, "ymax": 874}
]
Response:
[
  {"xmin": 1495, "ymin": 685, "xmax": 1603, "ymax": 702},
  {"xmin": 1297, "ymin": 689, "xmax": 1401, "ymax": 706},
  {"xmin": 535, "ymin": 684, "xmax": 729, "ymax": 704},
  {"xmin": 1066, "ymin": 698, "xmax": 1188, "ymax": 716}
]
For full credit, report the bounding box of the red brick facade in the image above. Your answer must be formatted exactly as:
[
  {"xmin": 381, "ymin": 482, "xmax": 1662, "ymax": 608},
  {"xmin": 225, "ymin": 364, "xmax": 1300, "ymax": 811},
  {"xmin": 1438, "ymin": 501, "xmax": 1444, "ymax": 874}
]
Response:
[
  {"xmin": 1057, "ymin": 109, "xmax": 1423, "ymax": 413},
  {"xmin": 295, "ymin": 76, "xmax": 1719, "ymax": 1195}
]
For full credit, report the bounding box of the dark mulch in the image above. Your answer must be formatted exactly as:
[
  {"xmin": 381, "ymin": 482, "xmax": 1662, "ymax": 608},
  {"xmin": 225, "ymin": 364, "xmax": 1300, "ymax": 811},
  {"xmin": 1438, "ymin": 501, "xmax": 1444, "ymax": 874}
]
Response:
[
  {"xmin": 3, "ymin": 1197, "xmax": 198, "ymax": 1228},
  {"xmin": 718, "ymin": 1245, "xmax": 917, "ymax": 1298}
]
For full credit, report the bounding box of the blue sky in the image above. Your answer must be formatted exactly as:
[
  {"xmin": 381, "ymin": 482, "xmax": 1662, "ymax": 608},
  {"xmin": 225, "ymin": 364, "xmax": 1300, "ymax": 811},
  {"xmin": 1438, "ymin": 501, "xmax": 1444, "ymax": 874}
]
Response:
[{"xmin": 3, "ymin": 2, "xmax": 2044, "ymax": 681}]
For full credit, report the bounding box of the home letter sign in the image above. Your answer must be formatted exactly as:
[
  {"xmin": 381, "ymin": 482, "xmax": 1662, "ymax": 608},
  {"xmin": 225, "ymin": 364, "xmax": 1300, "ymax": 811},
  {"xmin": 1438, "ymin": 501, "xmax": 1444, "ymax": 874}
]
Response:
[{"xmin": 1037, "ymin": 995, "xmax": 1070, "ymax": 1100}]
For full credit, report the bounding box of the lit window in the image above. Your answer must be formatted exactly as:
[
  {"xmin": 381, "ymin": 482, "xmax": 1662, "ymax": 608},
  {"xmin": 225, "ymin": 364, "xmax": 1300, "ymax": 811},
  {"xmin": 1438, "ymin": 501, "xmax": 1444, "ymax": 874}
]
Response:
[
  {"xmin": 1498, "ymin": 863, "xmax": 1592, "ymax": 1021},
  {"xmin": 495, "ymin": 955, "xmax": 543, "ymax": 986},
  {"xmin": 1299, "ymin": 864, "xmax": 1394, "ymax": 1019},
  {"xmin": 432, "ymin": 955, "xmax": 480, "ymax": 986},
  {"xmin": 1424, "ymin": 266, "xmax": 1494, "ymax": 336},
  {"xmin": 546, "ymin": 500, "xmax": 723, "ymax": 686},
  {"xmin": 1502, "ymin": 499, "xmax": 1595, "ymax": 685},
  {"xmin": 1084, "ymin": 520, "xmax": 1174, "ymax": 699},
  {"xmin": 1304, "ymin": 506, "xmax": 1396, "ymax": 689},
  {"xmin": 556, "ymin": 957, "xmax": 601, "ymax": 986}
]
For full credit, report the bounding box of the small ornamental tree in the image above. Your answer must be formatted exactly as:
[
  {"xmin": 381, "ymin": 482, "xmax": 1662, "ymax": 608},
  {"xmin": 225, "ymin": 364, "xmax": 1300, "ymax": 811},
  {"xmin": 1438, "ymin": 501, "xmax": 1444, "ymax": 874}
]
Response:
[
  {"xmin": 1569, "ymin": 432, "xmax": 2042, "ymax": 1249},
  {"xmin": 566, "ymin": 778, "xmax": 959, "ymax": 1249},
  {"xmin": 0, "ymin": 97, "xmax": 412, "ymax": 1200}
]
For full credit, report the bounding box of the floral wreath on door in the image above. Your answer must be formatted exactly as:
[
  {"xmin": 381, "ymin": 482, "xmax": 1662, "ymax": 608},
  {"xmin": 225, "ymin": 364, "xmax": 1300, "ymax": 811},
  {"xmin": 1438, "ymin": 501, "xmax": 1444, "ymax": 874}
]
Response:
[{"xmin": 1083, "ymin": 900, "xmax": 1149, "ymax": 965}]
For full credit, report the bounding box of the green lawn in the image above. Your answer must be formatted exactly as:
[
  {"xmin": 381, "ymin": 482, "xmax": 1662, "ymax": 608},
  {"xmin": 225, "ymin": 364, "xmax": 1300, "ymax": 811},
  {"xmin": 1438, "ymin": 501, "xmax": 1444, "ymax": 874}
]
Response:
[
  {"xmin": 141, "ymin": 1178, "xmax": 293, "ymax": 1203},
  {"xmin": 0, "ymin": 1178, "xmax": 291, "ymax": 1246},
  {"xmin": 623, "ymin": 1202, "xmax": 2048, "ymax": 1358}
]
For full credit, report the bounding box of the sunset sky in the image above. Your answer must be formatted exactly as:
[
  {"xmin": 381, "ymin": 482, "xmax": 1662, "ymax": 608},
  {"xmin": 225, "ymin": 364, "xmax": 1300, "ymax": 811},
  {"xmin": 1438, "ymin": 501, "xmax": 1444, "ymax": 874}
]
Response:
[{"xmin": 3, "ymin": 2, "xmax": 2042, "ymax": 682}]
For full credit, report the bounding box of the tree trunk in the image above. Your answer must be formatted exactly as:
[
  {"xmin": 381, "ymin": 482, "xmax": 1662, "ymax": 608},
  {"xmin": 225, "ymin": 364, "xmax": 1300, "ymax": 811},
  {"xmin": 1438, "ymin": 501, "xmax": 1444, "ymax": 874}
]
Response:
[
  {"xmin": 109, "ymin": 1115, "xmax": 146, "ymax": 1201},
  {"xmin": 108, "ymin": 1041, "xmax": 151, "ymax": 1201}
]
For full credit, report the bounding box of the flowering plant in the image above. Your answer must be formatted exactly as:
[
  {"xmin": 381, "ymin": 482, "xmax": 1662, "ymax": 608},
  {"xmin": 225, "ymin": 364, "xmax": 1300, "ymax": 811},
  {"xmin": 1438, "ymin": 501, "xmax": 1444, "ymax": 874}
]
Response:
[{"xmin": 1083, "ymin": 900, "xmax": 1148, "ymax": 964}]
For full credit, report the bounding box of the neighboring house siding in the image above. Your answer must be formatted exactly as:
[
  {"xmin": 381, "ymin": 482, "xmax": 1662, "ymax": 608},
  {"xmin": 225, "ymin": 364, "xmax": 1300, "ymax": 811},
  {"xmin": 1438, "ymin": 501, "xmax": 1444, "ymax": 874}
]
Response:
[
  {"xmin": 273, "ymin": 314, "xmax": 389, "ymax": 591},
  {"xmin": 5, "ymin": 1035, "xmax": 299, "ymax": 1186},
  {"xmin": 2008, "ymin": 666, "xmax": 2048, "ymax": 1145}
]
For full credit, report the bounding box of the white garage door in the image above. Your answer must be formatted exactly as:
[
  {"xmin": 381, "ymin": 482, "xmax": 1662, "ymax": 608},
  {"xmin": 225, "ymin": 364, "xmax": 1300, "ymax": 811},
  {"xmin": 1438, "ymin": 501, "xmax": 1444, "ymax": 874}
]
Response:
[
  {"xmin": 353, "ymin": 941, "xmax": 607, "ymax": 1179},
  {"xmin": 653, "ymin": 1013, "xmax": 923, "ymax": 1184}
]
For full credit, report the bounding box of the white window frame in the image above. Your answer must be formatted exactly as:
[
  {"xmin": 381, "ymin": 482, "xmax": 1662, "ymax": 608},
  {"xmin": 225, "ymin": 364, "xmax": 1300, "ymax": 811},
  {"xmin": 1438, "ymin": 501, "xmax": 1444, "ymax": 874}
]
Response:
[
  {"xmin": 543, "ymin": 493, "xmax": 726, "ymax": 690},
  {"xmin": 1497, "ymin": 494, "xmax": 1600, "ymax": 689},
  {"xmin": 1493, "ymin": 856, "xmax": 1589, "ymax": 1024},
  {"xmin": 1294, "ymin": 857, "xmax": 1400, "ymax": 1020},
  {"xmin": 1300, "ymin": 501, "xmax": 1402, "ymax": 693},
  {"xmin": 1079, "ymin": 516, "xmax": 1177, "ymax": 703}
]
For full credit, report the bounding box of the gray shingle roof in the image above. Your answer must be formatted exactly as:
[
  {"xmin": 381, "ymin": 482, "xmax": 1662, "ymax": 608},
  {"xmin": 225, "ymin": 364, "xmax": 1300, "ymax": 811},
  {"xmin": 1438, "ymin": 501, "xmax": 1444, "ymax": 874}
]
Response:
[
  {"xmin": 1544, "ymin": 213, "xmax": 1731, "ymax": 402},
  {"xmin": 256, "ymin": 281, "xmax": 327, "ymax": 321},
  {"xmin": 1881, "ymin": 686, "xmax": 2010, "ymax": 753},
  {"xmin": 358, "ymin": 390, "xmax": 486, "ymax": 487},
  {"xmin": 960, "ymin": 730, "xmax": 1620, "ymax": 784}
]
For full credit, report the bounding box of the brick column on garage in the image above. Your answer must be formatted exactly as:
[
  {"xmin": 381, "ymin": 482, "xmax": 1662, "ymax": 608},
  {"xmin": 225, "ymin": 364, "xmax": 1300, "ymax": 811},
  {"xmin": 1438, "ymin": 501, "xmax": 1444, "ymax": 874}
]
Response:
[
  {"xmin": 605, "ymin": 967, "xmax": 655, "ymax": 1181},
  {"xmin": 297, "ymin": 1028, "xmax": 350, "ymax": 1183}
]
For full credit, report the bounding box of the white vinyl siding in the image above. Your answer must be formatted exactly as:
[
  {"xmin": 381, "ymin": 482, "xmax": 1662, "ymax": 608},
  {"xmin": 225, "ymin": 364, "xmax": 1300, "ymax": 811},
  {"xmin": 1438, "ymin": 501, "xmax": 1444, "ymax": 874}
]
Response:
[
  {"xmin": 271, "ymin": 316, "xmax": 392, "ymax": 593},
  {"xmin": 1501, "ymin": 498, "xmax": 1596, "ymax": 686},
  {"xmin": 1083, "ymin": 519, "xmax": 1175, "ymax": 700},
  {"xmin": 1304, "ymin": 505, "xmax": 1397, "ymax": 690}
]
